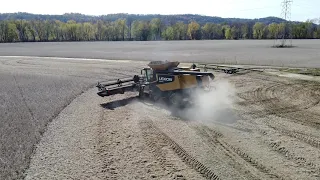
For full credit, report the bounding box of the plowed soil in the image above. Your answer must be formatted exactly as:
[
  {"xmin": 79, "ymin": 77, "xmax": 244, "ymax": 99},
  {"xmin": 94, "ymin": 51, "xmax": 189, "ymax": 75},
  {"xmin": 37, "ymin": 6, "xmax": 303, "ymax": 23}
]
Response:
[
  {"xmin": 1, "ymin": 56, "xmax": 320, "ymax": 180},
  {"xmin": 1, "ymin": 40, "xmax": 320, "ymax": 68}
]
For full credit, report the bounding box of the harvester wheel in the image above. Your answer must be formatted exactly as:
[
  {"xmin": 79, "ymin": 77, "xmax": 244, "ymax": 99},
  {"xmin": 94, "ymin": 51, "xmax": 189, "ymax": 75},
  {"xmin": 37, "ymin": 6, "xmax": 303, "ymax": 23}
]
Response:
[
  {"xmin": 139, "ymin": 86, "xmax": 145, "ymax": 99},
  {"xmin": 149, "ymin": 87, "xmax": 162, "ymax": 102},
  {"xmin": 169, "ymin": 92, "xmax": 182, "ymax": 107}
]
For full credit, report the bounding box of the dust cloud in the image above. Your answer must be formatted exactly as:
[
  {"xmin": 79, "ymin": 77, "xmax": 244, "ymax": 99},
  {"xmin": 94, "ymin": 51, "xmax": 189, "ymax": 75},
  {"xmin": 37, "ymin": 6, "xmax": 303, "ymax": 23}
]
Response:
[
  {"xmin": 178, "ymin": 79, "xmax": 238, "ymax": 124},
  {"xmin": 126, "ymin": 76, "xmax": 239, "ymax": 124}
]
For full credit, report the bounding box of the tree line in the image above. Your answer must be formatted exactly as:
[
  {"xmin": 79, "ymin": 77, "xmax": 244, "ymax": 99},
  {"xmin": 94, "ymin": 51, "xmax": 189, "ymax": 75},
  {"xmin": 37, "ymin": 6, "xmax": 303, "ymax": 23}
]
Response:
[
  {"xmin": 0, "ymin": 18, "xmax": 319, "ymax": 43},
  {"xmin": 0, "ymin": 13, "xmax": 288, "ymax": 25}
]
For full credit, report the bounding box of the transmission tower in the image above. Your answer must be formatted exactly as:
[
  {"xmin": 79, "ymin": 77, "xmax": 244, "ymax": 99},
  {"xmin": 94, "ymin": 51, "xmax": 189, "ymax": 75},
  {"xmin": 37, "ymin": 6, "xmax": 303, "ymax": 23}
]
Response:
[{"xmin": 275, "ymin": 0, "xmax": 293, "ymax": 47}]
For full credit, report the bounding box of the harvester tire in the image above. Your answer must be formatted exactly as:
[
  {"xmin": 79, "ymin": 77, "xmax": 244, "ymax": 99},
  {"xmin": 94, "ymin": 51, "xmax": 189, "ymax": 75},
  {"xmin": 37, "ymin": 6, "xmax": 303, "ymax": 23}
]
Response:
[
  {"xmin": 139, "ymin": 87, "xmax": 145, "ymax": 99},
  {"xmin": 150, "ymin": 89, "xmax": 162, "ymax": 102},
  {"xmin": 169, "ymin": 92, "xmax": 182, "ymax": 107}
]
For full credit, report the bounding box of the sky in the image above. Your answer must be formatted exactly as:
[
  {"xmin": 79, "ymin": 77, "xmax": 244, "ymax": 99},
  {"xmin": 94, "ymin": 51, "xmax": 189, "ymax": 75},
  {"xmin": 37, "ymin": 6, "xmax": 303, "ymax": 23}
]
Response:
[{"xmin": 0, "ymin": 0, "xmax": 319, "ymax": 22}]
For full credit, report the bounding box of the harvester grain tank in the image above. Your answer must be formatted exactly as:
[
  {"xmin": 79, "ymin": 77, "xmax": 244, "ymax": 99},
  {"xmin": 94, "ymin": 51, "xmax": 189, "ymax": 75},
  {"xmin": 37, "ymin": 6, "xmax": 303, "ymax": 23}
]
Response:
[{"xmin": 96, "ymin": 60, "xmax": 215, "ymax": 107}]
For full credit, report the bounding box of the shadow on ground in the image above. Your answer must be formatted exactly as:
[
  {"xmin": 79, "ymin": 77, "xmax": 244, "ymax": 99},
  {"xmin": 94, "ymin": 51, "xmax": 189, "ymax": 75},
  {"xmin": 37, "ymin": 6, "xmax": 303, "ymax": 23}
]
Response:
[{"xmin": 100, "ymin": 97, "xmax": 137, "ymax": 110}]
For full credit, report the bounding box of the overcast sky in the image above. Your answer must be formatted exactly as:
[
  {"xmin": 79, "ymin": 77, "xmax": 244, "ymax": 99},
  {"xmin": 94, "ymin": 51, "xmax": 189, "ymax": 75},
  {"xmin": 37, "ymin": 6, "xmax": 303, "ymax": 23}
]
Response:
[{"xmin": 0, "ymin": 0, "xmax": 319, "ymax": 22}]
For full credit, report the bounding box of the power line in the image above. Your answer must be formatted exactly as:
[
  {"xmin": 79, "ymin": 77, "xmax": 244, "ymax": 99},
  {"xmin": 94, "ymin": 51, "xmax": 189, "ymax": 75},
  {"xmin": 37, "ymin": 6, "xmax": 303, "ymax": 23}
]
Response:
[
  {"xmin": 282, "ymin": 1, "xmax": 292, "ymax": 18},
  {"xmin": 275, "ymin": 0, "xmax": 293, "ymax": 47}
]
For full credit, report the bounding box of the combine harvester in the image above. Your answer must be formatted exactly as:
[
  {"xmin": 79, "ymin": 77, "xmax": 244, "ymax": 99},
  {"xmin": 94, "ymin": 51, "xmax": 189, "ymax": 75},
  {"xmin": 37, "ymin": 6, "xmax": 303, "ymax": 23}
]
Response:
[{"xmin": 96, "ymin": 60, "xmax": 215, "ymax": 107}]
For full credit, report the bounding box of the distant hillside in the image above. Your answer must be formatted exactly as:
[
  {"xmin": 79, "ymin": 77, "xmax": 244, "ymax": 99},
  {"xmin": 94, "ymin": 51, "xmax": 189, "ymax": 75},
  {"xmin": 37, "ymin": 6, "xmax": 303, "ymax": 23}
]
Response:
[
  {"xmin": 0, "ymin": 12, "xmax": 288, "ymax": 25},
  {"xmin": 1, "ymin": 12, "xmax": 317, "ymax": 43}
]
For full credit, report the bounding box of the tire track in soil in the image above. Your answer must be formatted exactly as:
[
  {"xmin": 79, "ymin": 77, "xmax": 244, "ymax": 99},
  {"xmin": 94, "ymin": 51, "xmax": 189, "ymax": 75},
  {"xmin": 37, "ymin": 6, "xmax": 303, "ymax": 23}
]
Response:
[
  {"xmin": 229, "ymin": 109, "xmax": 320, "ymax": 178},
  {"xmin": 266, "ymin": 140, "xmax": 320, "ymax": 175},
  {"xmin": 212, "ymin": 72, "xmax": 320, "ymax": 179},
  {"xmin": 236, "ymin": 81, "xmax": 320, "ymax": 129},
  {"xmin": 12, "ymin": 74, "xmax": 35, "ymax": 122},
  {"xmin": 139, "ymin": 120, "xmax": 220, "ymax": 180},
  {"xmin": 278, "ymin": 112, "xmax": 320, "ymax": 130},
  {"xmin": 253, "ymin": 121, "xmax": 320, "ymax": 176},
  {"xmin": 216, "ymin": 116, "xmax": 320, "ymax": 179},
  {"xmin": 192, "ymin": 125, "xmax": 284, "ymax": 180},
  {"xmin": 246, "ymin": 73, "xmax": 291, "ymax": 85},
  {"xmin": 238, "ymin": 83, "xmax": 317, "ymax": 111},
  {"xmin": 139, "ymin": 120, "xmax": 184, "ymax": 179},
  {"xmin": 97, "ymin": 95, "xmax": 182, "ymax": 180},
  {"xmin": 256, "ymin": 120, "xmax": 320, "ymax": 176},
  {"xmin": 233, "ymin": 74, "xmax": 320, "ymax": 137},
  {"xmin": 229, "ymin": 73, "xmax": 320, "ymax": 178},
  {"xmin": 265, "ymin": 120, "xmax": 320, "ymax": 149}
]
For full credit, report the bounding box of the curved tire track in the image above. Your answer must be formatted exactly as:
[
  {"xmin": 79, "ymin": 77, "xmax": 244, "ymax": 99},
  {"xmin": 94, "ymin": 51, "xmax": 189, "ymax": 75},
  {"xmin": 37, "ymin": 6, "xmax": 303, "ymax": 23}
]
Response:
[
  {"xmin": 235, "ymin": 75, "xmax": 320, "ymax": 147},
  {"xmin": 237, "ymin": 81, "xmax": 320, "ymax": 129},
  {"xmin": 265, "ymin": 120, "xmax": 320, "ymax": 149},
  {"xmin": 192, "ymin": 125, "xmax": 284, "ymax": 180},
  {"xmin": 139, "ymin": 120, "xmax": 220, "ymax": 180},
  {"xmin": 228, "ymin": 110, "xmax": 320, "ymax": 178},
  {"xmin": 266, "ymin": 140, "xmax": 320, "ymax": 175},
  {"xmin": 230, "ymin": 72, "xmax": 320, "ymax": 178}
]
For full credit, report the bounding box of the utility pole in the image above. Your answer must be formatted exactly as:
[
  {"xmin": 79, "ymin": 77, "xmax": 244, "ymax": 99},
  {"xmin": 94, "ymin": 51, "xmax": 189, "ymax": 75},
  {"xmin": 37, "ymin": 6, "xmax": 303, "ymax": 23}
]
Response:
[{"xmin": 276, "ymin": 0, "xmax": 293, "ymax": 47}]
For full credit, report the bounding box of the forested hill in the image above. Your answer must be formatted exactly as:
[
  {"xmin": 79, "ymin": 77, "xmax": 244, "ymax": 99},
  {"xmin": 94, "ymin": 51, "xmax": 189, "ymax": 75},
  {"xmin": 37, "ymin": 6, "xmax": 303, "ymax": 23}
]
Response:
[
  {"xmin": 1, "ymin": 12, "xmax": 319, "ymax": 43},
  {"xmin": 0, "ymin": 12, "xmax": 287, "ymax": 25}
]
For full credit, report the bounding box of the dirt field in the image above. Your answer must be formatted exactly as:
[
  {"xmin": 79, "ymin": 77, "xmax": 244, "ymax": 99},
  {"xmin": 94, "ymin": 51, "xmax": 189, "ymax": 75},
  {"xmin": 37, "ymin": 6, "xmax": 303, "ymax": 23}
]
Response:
[
  {"xmin": 1, "ymin": 56, "xmax": 320, "ymax": 180},
  {"xmin": 0, "ymin": 57, "xmax": 145, "ymax": 179},
  {"xmin": 1, "ymin": 39, "xmax": 320, "ymax": 68}
]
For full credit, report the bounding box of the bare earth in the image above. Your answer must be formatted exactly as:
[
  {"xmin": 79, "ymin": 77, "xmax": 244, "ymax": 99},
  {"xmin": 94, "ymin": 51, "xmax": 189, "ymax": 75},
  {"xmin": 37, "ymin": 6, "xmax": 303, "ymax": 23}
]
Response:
[
  {"xmin": 0, "ymin": 57, "xmax": 145, "ymax": 179},
  {"xmin": 1, "ymin": 39, "xmax": 320, "ymax": 68},
  {"xmin": 1, "ymin": 56, "xmax": 320, "ymax": 180}
]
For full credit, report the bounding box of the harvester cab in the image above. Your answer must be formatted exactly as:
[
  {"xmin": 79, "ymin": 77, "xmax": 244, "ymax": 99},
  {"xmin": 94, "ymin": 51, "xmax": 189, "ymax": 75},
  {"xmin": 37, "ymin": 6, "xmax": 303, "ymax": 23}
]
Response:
[
  {"xmin": 96, "ymin": 60, "xmax": 215, "ymax": 107},
  {"xmin": 141, "ymin": 67, "xmax": 154, "ymax": 83}
]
